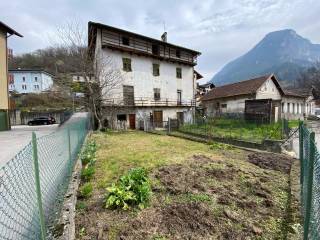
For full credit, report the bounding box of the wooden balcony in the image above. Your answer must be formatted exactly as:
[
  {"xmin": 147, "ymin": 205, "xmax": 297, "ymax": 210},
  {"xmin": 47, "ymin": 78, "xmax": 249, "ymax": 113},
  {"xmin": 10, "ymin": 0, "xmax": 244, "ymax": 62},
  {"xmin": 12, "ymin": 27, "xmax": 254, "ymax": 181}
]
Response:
[
  {"xmin": 101, "ymin": 29, "xmax": 198, "ymax": 66},
  {"xmin": 104, "ymin": 97, "xmax": 196, "ymax": 108}
]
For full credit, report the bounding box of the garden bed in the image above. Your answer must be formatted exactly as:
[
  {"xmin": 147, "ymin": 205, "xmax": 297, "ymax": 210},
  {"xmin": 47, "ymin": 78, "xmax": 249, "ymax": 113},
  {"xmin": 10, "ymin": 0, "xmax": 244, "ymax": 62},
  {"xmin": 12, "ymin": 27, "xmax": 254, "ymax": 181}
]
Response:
[{"xmin": 75, "ymin": 131, "xmax": 300, "ymax": 239}]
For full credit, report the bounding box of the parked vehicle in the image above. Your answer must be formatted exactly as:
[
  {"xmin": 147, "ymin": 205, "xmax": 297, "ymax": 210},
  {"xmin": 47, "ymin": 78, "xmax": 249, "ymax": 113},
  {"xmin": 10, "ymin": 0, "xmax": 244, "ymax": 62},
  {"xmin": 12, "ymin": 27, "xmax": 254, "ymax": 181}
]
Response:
[{"xmin": 27, "ymin": 117, "xmax": 56, "ymax": 126}]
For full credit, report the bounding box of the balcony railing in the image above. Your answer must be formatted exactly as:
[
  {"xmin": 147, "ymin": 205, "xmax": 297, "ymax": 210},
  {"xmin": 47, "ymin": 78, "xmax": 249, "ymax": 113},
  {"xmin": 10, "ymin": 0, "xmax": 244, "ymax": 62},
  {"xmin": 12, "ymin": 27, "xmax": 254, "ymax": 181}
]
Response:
[{"xmin": 104, "ymin": 97, "xmax": 195, "ymax": 107}]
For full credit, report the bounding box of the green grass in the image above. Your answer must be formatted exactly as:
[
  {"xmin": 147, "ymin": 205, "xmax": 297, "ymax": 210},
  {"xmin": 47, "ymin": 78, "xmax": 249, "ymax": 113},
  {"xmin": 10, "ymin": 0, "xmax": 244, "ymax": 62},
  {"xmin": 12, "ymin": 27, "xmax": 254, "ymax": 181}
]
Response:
[
  {"xmin": 180, "ymin": 118, "xmax": 284, "ymax": 143},
  {"xmin": 92, "ymin": 131, "xmax": 221, "ymax": 188}
]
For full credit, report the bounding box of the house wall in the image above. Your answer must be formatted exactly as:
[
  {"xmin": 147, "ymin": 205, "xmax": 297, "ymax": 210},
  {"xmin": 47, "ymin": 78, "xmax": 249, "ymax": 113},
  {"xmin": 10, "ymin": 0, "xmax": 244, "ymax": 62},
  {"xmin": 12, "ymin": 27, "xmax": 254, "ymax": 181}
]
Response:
[
  {"xmin": 9, "ymin": 71, "xmax": 53, "ymax": 93},
  {"xmin": 202, "ymin": 95, "xmax": 254, "ymax": 117},
  {"xmin": 256, "ymin": 78, "xmax": 282, "ymax": 100},
  {"xmin": 95, "ymin": 28, "xmax": 196, "ymax": 125},
  {"xmin": 281, "ymin": 97, "xmax": 305, "ymax": 120},
  {"xmin": 0, "ymin": 29, "xmax": 8, "ymax": 110}
]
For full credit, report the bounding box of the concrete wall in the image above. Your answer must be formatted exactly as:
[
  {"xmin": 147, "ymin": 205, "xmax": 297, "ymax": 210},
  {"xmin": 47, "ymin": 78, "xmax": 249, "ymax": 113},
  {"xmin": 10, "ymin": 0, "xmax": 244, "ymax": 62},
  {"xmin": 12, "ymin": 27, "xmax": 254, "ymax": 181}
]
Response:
[{"xmin": 9, "ymin": 71, "xmax": 53, "ymax": 93}]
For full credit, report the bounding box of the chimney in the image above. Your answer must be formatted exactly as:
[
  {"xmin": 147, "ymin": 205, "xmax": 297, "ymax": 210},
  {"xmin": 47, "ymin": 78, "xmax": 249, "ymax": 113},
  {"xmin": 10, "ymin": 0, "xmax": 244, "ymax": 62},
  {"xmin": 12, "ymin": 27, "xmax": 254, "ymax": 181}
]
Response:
[{"xmin": 161, "ymin": 32, "xmax": 167, "ymax": 42}]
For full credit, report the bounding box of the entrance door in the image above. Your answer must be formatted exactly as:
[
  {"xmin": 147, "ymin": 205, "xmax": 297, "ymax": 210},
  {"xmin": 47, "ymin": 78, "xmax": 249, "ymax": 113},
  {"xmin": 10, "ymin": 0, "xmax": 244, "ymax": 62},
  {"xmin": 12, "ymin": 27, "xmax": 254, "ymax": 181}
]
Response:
[
  {"xmin": 177, "ymin": 112, "xmax": 184, "ymax": 125},
  {"xmin": 129, "ymin": 114, "xmax": 136, "ymax": 129},
  {"xmin": 153, "ymin": 111, "xmax": 163, "ymax": 128}
]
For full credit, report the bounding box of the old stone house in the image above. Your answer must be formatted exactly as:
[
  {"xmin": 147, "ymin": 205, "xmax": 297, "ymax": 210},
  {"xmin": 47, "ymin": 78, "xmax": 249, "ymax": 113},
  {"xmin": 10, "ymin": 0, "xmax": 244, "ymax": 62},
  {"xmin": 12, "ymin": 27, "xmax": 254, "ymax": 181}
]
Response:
[
  {"xmin": 88, "ymin": 22, "xmax": 201, "ymax": 129},
  {"xmin": 201, "ymin": 74, "xmax": 316, "ymax": 121}
]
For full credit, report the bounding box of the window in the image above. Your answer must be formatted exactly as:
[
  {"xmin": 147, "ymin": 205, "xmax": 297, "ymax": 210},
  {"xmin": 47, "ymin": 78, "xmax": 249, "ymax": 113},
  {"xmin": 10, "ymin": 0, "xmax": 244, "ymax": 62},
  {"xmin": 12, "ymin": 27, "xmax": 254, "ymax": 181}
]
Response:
[
  {"xmin": 221, "ymin": 104, "xmax": 227, "ymax": 108},
  {"xmin": 22, "ymin": 84, "xmax": 27, "ymax": 90},
  {"xmin": 152, "ymin": 63, "xmax": 160, "ymax": 76},
  {"xmin": 9, "ymin": 74, "xmax": 14, "ymax": 84},
  {"xmin": 282, "ymin": 102, "xmax": 284, "ymax": 113},
  {"xmin": 117, "ymin": 114, "xmax": 127, "ymax": 121},
  {"xmin": 287, "ymin": 103, "xmax": 290, "ymax": 113},
  {"xmin": 177, "ymin": 90, "xmax": 182, "ymax": 105},
  {"xmin": 176, "ymin": 67, "xmax": 182, "ymax": 78},
  {"xmin": 77, "ymin": 76, "xmax": 80, "ymax": 80},
  {"xmin": 22, "ymin": 77, "xmax": 25, "ymax": 82},
  {"xmin": 122, "ymin": 58, "xmax": 132, "ymax": 72},
  {"xmin": 35, "ymin": 77, "xmax": 38, "ymax": 82},
  {"xmin": 122, "ymin": 36, "xmax": 130, "ymax": 46},
  {"xmin": 176, "ymin": 49, "xmax": 181, "ymax": 58},
  {"xmin": 152, "ymin": 44, "xmax": 159, "ymax": 55},
  {"xmin": 34, "ymin": 85, "xmax": 39, "ymax": 90},
  {"xmin": 123, "ymin": 85, "xmax": 134, "ymax": 105},
  {"xmin": 154, "ymin": 88, "xmax": 160, "ymax": 100}
]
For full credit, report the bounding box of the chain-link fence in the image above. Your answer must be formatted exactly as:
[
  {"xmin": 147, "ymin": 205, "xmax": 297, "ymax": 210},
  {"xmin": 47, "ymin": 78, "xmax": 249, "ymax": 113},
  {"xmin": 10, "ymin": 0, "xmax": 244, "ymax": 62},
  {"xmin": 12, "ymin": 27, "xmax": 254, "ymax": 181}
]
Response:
[
  {"xmin": 299, "ymin": 122, "xmax": 320, "ymax": 239},
  {"xmin": 0, "ymin": 115, "xmax": 90, "ymax": 239}
]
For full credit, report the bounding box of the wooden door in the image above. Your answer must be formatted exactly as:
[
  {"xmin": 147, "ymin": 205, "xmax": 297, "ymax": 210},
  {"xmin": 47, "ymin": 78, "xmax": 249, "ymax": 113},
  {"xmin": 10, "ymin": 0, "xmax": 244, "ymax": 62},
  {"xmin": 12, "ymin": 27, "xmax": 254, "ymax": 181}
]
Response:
[
  {"xmin": 129, "ymin": 114, "xmax": 136, "ymax": 129},
  {"xmin": 153, "ymin": 111, "xmax": 163, "ymax": 128}
]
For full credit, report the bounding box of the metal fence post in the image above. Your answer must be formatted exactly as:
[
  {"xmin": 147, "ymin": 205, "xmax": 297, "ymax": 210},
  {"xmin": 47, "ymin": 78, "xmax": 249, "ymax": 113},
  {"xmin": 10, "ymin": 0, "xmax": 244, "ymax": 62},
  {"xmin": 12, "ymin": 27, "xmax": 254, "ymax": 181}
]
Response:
[
  {"xmin": 68, "ymin": 127, "xmax": 72, "ymax": 174},
  {"xmin": 32, "ymin": 132, "xmax": 46, "ymax": 240},
  {"xmin": 304, "ymin": 131, "xmax": 315, "ymax": 240},
  {"xmin": 299, "ymin": 121, "xmax": 304, "ymax": 185}
]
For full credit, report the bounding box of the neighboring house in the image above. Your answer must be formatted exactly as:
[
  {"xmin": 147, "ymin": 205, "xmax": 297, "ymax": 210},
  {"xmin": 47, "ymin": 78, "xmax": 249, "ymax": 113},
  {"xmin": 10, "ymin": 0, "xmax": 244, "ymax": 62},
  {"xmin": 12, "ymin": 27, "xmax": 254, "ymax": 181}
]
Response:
[
  {"xmin": 8, "ymin": 69, "xmax": 54, "ymax": 94},
  {"xmin": 282, "ymin": 87, "xmax": 317, "ymax": 119},
  {"xmin": 201, "ymin": 74, "xmax": 315, "ymax": 121},
  {"xmin": 0, "ymin": 22, "xmax": 22, "ymax": 131},
  {"xmin": 88, "ymin": 22, "xmax": 201, "ymax": 129}
]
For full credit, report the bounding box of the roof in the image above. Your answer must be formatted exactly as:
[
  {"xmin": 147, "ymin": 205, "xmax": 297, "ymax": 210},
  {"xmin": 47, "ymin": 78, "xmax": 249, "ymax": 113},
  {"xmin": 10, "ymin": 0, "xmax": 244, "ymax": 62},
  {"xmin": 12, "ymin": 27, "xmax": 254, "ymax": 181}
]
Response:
[
  {"xmin": 9, "ymin": 69, "xmax": 54, "ymax": 77},
  {"xmin": 202, "ymin": 74, "xmax": 283, "ymax": 101},
  {"xmin": 283, "ymin": 88, "xmax": 315, "ymax": 98},
  {"xmin": 88, "ymin": 21, "xmax": 201, "ymax": 55},
  {"xmin": 0, "ymin": 21, "xmax": 23, "ymax": 37},
  {"xmin": 198, "ymin": 83, "xmax": 215, "ymax": 89},
  {"xmin": 194, "ymin": 70, "xmax": 203, "ymax": 80}
]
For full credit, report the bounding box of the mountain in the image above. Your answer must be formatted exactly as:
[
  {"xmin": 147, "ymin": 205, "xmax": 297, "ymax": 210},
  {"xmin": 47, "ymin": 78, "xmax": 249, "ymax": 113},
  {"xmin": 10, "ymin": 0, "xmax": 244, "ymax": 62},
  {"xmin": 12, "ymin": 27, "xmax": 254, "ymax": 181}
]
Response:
[{"xmin": 210, "ymin": 29, "xmax": 320, "ymax": 87}]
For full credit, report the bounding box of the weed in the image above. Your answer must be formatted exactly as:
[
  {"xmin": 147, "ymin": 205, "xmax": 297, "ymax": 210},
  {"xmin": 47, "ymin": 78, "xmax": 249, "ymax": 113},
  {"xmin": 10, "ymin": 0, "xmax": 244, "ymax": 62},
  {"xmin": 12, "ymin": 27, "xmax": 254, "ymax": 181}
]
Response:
[
  {"xmin": 209, "ymin": 142, "xmax": 234, "ymax": 150},
  {"xmin": 105, "ymin": 168, "xmax": 152, "ymax": 210},
  {"xmin": 81, "ymin": 166, "xmax": 95, "ymax": 181},
  {"xmin": 182, "ymin": 193, "xmax": 212, "ymax": 203},
  {"xmin": 76, "ymin": 201, "xmax": 87, "ymax": 211},
  {"xmin": 79, "ymin": 183, "xmax": 93, "ymax": 199},
  {"xmin": 80, "ymin": 140, "xmax": 97, "ymax": 166}
]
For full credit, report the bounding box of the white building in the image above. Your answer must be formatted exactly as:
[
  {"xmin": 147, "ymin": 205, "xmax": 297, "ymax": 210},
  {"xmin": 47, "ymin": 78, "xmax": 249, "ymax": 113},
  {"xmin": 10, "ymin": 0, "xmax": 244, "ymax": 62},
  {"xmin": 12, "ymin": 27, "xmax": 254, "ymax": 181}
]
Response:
[
  {"xmin": 9, "ymin": 69, "xmax": 54, "ymax": 94},
  {"xmin": 88, "ymin": 22, "xmax": 201, "ymax": 129},
  {"xmin": 202, "ymin": 74, "xmax": 316, "ymax": 121}
]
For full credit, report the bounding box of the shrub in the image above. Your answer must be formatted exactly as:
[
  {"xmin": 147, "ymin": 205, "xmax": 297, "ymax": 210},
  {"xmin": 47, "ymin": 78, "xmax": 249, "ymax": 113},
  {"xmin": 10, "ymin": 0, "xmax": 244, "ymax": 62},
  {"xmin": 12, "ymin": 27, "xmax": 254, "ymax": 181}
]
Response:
[
  {"xmin": 105, "ymin": 168, "xmax": 152, "ymax": 210},
  {"xmin": 79, "ymin": 183, "xmax": 93, "ymax": 198},
  {"xmin": 81, "ymin": 166, "xmax": 95, "ymax": 181}
]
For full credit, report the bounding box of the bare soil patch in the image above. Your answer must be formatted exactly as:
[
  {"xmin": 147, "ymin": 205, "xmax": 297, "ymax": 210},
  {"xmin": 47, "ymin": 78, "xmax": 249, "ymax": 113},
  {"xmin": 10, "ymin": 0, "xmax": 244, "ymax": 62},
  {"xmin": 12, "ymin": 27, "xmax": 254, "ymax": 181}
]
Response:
[{"xmin": 247, "ymin": 152, "xmax": 294, "ymax": 173}]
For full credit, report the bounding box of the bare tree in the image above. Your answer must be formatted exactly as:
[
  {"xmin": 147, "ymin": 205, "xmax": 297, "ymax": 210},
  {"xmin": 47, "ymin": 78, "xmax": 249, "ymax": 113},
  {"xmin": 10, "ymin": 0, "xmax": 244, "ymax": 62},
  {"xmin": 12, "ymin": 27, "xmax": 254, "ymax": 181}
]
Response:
[{"xmin": 55, "ymin": 20, "xmax": 124, "ymax": 130}]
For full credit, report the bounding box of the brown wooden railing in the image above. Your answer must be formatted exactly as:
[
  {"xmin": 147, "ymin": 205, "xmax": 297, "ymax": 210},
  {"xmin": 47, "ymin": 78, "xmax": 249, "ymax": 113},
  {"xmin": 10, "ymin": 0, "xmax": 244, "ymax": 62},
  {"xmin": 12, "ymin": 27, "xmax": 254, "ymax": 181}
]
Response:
[{"xmin": 104, "ymin": 97, "xmax": 195, "ymax": 107}]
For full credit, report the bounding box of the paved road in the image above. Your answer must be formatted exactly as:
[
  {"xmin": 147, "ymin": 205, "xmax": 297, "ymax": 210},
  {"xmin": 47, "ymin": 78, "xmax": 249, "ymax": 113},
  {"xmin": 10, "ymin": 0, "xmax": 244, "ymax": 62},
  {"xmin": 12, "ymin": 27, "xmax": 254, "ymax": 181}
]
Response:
[
  {"xmin": 0, "ymin": 124, "xmax": 59, "ymax": 167},
  {"xmin": 292, "ymin": 121, "xmax": 320, "ymax": 157}
]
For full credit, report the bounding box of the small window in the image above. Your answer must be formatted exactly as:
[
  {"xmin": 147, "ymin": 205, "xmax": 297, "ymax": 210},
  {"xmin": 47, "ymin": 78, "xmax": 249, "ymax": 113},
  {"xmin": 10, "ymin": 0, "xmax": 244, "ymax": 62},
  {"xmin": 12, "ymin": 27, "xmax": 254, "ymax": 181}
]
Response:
[
  {"xmin": 152, "ymin": 44, "xmax": 159, "ymax": 55},
  {"xmin": 154, "ymin": 88, "xmax": 160, "ymax": 100},
  {"xmin": 122, "ymin": 58, "xmax": 132, "ymax": 72},
  {"xmin": 176, "ymin": 67, "xmax": 182, "ymax": 79},
  {"xmin": 176, "ymin": 49, "xmax": 181, "ymax": 58},
  {"xmin": 177, "ymin": 90, "xmax": 182, "ymax": 105},
  {"xmin": 35, "ymin": 77, "xmax": 38, "ymax": 82},
  {"xmin": 117, "ymin": 114, "xmax": 127, "ymax": 121},
  {"xmin": 221, "ymin": 104, "xmax": 227, "ymax": 108},
  {"xmin": 22, "ymin": 77, "xmax": 25, "ymax": 82},
  {"xmin": 153, "ymin": 63, "xmax": 160, "ymax": 76},
  {"xmin": 122, "ymin": 36, "xmax": 130, "ymax": 46}
]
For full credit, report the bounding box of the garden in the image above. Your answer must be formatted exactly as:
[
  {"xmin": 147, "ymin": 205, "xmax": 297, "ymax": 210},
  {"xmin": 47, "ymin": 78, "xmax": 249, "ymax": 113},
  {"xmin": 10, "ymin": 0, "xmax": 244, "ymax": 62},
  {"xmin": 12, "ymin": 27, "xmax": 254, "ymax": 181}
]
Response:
[
  {"xmin": 75, "ymin": 131, "xmax": 300, "ymax": 239},
  {"xmin": 178, "ymin": 118, "xmax": 298, "ymax": 143}
]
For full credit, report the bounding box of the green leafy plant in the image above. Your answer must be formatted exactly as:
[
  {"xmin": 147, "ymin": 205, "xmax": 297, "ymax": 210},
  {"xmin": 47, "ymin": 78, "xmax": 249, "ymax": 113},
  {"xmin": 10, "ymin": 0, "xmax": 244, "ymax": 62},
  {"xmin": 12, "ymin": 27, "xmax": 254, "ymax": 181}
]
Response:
[
  {"xmin": 105, "ymin": 168, "xmax": 152, "ymax": 210},
  {"xmin": 81, "ymin": 166, "xmax": 95, "ymax": 181},
  {"xmin": 79, "ymin": 183, "xmax": 93, "ymax": 198},
  {"xmin": 80, "ymin": 140, "xmax": 97, "ymax": 166}
]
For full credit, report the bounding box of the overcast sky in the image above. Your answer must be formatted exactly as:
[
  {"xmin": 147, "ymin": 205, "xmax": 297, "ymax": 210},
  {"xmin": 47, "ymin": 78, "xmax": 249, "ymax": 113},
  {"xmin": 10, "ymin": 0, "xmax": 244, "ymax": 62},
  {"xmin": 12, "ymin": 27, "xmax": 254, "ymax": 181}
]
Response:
[{"xmin": 2, "ymin": 0, "xmax": 320, "ymax": 83}]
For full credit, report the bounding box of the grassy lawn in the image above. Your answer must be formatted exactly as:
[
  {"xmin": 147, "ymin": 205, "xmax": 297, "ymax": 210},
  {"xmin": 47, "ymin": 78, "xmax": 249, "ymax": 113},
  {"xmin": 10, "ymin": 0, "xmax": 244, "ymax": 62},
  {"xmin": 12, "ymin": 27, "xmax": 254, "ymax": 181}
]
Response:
[
  {"xmin": 179, "ymin": 118, "xmax": 285, "ymax": 143},
  {"xmin": 75, "ymin": 131, "xmax": 300, "ymax": 239}
]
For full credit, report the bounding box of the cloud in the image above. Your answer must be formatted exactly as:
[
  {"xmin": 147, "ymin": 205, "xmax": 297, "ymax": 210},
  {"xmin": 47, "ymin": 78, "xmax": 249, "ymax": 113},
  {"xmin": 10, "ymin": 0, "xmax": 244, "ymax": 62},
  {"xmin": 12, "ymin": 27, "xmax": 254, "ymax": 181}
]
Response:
[{"xmin": 1, "ymin": 0, "xmax": 320, "ymax": 83}]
